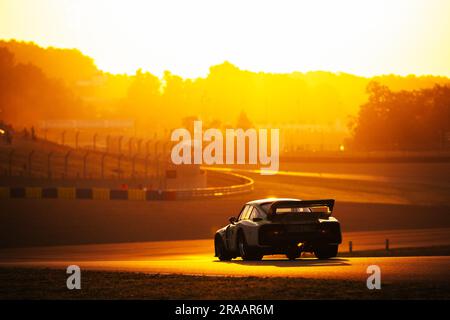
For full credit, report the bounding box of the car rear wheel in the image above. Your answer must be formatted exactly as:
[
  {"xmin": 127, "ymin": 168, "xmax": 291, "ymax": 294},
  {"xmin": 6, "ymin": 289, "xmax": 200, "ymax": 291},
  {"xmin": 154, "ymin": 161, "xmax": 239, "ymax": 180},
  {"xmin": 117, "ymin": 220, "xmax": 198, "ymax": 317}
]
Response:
[
  {"xmin": 286, "ymin": 246, "xmax": 301, "ymax": 260},
  {"xmin": 215, "ymin": 237, "xmax": 232, "ymax": 261},
  {"xmin": 237, "ymin": 233, "xmax": 263, "ymax": 261},
  {"xmin": 314, "ymin": 244, "xmax": 338, "ymax": 259}
]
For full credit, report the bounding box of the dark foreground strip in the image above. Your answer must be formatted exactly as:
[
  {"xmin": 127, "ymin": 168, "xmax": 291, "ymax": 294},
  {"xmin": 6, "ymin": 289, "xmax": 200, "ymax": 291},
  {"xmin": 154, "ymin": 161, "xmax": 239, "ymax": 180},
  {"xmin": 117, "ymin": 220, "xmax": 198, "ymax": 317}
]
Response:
[{"xmin": 0, "ymin": 300, "xmax": 441, "ymax": 319}]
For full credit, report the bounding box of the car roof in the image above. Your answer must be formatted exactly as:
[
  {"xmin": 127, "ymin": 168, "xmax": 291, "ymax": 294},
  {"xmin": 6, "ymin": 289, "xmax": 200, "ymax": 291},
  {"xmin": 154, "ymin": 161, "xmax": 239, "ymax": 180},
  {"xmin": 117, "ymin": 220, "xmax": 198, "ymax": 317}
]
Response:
[{"xmin": 246, "ymin": 198, "xmax": 301, "ymax": 206}]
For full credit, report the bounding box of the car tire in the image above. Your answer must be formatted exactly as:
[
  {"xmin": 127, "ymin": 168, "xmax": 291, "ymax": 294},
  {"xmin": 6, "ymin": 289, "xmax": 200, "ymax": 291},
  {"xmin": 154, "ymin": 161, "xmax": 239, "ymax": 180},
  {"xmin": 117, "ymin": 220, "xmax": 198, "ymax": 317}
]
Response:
[
  {"xmin": 314, "ymin": 244, "xmax": 338, "ymax": 259},
  {"xmin": 237, "ymin": 232, "xmax": 263, "ymax": 261},
  {"xmin": 286, "ymin": 246, "xmax": 301, "ymax": 260},
  {"xmin": 215, "ymin": 237, "xmax": 232, "ymax": 261}
]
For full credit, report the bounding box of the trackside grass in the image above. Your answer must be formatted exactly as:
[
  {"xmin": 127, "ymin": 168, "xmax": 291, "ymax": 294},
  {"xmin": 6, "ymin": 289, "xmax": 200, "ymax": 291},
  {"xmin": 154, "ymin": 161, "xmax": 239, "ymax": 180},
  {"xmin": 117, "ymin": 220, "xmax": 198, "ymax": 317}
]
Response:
[{"xmin": 1, "ymin": 267, "xmax": 449, "ymax": 300}]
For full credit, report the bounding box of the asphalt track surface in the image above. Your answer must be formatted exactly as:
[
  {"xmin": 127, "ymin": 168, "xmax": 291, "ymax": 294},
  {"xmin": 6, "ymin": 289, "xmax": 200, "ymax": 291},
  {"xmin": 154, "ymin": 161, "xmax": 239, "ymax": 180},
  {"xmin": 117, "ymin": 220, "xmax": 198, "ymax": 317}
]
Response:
[
  {"xmin": 2, "ymin": 163, "xmax": 450, "ymax": 248},
  {"xmin": 1, "ymin": 228, "xmax": 450, "ymax": 282},
  {"xmin": 1, "ymin": 163, "xmax": 449, "ymax": 282}
]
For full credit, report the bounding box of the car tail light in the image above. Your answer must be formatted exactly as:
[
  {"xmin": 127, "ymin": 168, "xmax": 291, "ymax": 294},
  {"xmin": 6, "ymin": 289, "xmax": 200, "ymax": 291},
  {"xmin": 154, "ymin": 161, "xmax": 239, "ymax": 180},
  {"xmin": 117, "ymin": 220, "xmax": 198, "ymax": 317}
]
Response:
[{"xmin": 319, "ymin": 222, "xmax": 341, "ymax": 235}]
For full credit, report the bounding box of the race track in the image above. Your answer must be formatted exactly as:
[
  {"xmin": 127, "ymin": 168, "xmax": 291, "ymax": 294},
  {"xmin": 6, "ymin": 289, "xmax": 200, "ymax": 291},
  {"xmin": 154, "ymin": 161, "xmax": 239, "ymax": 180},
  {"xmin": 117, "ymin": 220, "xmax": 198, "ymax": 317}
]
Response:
[
  {"xmin": 2, "ymin": 162, "xmax": 450, "ymax": 248},
  {"xmin": 1, "ymin": 228, "xmax": 450, "ymax": 282},
  {"xmin": 1, "ymin": 162, "xmax": 450, "ymax": 285}
]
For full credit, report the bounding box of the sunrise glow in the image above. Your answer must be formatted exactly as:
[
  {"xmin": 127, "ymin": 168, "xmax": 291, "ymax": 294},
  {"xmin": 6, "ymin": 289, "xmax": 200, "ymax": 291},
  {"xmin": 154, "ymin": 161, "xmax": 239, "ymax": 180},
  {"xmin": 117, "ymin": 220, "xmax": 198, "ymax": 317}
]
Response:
[{"xmin": 1, "ymin": 0, "xmax": 450, "ymax": 78}]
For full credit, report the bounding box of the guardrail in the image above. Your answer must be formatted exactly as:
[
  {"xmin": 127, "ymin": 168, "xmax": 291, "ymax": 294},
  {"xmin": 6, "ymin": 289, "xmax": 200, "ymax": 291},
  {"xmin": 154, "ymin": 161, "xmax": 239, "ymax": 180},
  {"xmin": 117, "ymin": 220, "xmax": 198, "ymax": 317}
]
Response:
[
  {"xmin": 174, "ymin": 169, "xmax": 254, "ymax": 199},
  {"xmin": 0, "ymin": 168, "xmax": 254, "ymax": 201}
]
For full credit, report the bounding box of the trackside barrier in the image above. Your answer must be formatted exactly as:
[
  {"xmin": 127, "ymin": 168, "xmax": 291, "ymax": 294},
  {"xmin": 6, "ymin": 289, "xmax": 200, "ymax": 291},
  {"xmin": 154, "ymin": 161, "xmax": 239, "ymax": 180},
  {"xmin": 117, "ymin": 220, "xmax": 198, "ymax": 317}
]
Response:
[
  {"xmin": 0, "ymin": 187, "xmax": 9, "ymax": 199},
  {"xmin": 10, "ymin": 187, "xmax": 25, "ymax": 198},
  {"xmin": 25, "ymin": 187, "xmax": 42, "ymax": 199},
  {"xmin": 128, "ymin": 189, "xmax": 146, "ymax": 201},
  {"xmin": 110, "ymin": 189, "xmax": 128, "ymax": 200},
  {"xmin": 173, "ymin": 173, "xmax": 254, "ymax": 199},
  {"xmin": 76, "ymin": 188, "xmax": 93, "ymax": 199},
  {"xmin": 0, "ymin": 169, "xmax": 254, "ymax": 201},
  {"xmin": 93, "ymin": 188, "xmax": 110, "ymax": 200},
  {"xmin": 346, "ymin": 239, "xmax": 392, "ymax": 253},
  {"xmin": 42, "ymin": 187, "xmax": 57, "ymax": 198},
  {"xmin": 58, "ymin": 187, "xmax": 76, "ymax": 199}
]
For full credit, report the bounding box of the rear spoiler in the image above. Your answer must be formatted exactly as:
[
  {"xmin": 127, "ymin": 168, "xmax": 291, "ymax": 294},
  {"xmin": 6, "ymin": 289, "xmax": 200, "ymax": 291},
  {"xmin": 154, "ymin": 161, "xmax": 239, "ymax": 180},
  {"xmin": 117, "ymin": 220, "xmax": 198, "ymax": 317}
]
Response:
[{"xmin": 268, "ymin": 199, "xmax": 335, "ymax": 215}]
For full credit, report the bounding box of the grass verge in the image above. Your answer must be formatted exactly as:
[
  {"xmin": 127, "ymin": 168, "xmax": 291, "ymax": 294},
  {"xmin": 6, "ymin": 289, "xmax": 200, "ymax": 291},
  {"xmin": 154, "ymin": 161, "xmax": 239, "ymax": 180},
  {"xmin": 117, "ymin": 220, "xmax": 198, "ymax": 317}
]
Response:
[{"xmin": 1, "ymin": 267, "xmax": 449, "ymax": 300}]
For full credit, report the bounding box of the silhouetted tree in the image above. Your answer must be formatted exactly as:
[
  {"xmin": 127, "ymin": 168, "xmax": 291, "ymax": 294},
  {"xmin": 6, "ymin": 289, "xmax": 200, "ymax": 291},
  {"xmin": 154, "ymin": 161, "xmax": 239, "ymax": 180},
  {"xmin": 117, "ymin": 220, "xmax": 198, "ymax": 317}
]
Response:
[
  {"xmin": 350, "ymin": 82, "xmax": 450, "ymax": 150},
  {"xmin": 0, "ymin": 46, "xmax": 86, "ymax": 127}
]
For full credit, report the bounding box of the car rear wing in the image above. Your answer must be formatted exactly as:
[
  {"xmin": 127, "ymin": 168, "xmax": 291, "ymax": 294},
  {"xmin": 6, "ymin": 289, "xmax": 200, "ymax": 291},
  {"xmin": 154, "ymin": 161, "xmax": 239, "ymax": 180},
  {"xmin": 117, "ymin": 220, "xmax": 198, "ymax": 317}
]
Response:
[{"xmin": 268, "ymin": 199, "xmax": 335, "ymax": 216}]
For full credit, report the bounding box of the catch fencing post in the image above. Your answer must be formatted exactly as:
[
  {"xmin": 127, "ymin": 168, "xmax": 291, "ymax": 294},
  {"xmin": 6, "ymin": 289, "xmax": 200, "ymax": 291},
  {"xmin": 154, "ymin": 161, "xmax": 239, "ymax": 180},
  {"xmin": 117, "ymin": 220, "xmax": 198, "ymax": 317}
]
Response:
[
  {"xmin": 8, "ymin": 149, "xmax": 14, "ymax": 176},
  {"xmin": 154, "ymin": 141, "xmax": 160, "ymax": 186},
  {"xmin": 131, "ymin": 154, "xmax": 136, "ymax": 178},
  {"xmin": 137, "ymin": 139, "xmax": 142, "ymax": 155},
  {"xmin": 106, "ymin": 135, "xmax": 110, "ymax": 153},
  {"xmin": 145, "ymin": 140, "xmax": 151, "ymax": 156},
  {"xmin": 83, "ymin": 152, "xmax": 89, "ymax": 178},
  {"xmin": 75, "ymin": 131, "xmax": 80, "ymax": 149},
  {"xmin": 101, "ymin": 153, "xmax": 107, "ymax": 179},
  {"xmin": 128, "ymin": 138, "xmax": 133, "ymax": 157},
  {"xmin": 163, "ymin": 141, "xmax": 171, "ymax": 160},
  {"xmin": 154, "ymin": 141, "xmax": 160, "ymax": 158},
  {"xmin": 47, "ymin": 152, "xmax": 53, "ymax": 179},
  {"xmin": 349, "ymin": 241, "xmax": 353, "ymax": 253},
  {"xmin": 93, "ymin": 133, "xmax": 97, "ymax": 151},
  {"xmin": 28, "ymin": 150, "xmax": 34, "ymax": 176},
  {"xmin": 156, "ymin": 154, "xmax": 161, "ymax": 189},
  {"xmin": 64, "ymin": 150, "xmax": 71, "ymax": 179},
  {"xmin": 118, "ymin": 154, "xmax": 123, "ymax": 179},
  {"xmin": 145, "ymin": 154, "xmax": 150, "ymax": 178},
  {"xmin": 385, "ymin": 239, "xmax": 390, "ymax": 251},
  {"xmin": 118, "ymin": 136, "xmax": 123, "ymax": 155}
]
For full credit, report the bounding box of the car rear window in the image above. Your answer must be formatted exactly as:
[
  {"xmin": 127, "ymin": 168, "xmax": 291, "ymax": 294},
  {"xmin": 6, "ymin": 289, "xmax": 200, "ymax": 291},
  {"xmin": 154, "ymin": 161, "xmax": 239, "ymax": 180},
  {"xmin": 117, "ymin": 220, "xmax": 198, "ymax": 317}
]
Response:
[{"xmin": 261, "ymin": 203, "xmax": 330, "ymax": 214}]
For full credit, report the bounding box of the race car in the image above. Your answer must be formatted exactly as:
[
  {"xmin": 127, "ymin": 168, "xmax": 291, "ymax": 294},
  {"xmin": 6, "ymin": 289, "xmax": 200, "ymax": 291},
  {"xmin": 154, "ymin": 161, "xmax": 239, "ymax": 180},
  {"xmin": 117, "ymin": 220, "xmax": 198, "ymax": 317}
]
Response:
[{"xmin": 214, "ymin": 198, "xmax": 342, "ymax": 261}]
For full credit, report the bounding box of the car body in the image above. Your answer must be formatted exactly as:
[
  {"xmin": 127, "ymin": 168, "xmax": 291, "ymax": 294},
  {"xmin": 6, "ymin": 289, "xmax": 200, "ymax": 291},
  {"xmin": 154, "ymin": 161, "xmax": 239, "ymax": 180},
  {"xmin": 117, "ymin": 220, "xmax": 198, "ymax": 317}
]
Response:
[{"xmin": 214, "ymin": 198, "xmax": 342, "ymax": 260}]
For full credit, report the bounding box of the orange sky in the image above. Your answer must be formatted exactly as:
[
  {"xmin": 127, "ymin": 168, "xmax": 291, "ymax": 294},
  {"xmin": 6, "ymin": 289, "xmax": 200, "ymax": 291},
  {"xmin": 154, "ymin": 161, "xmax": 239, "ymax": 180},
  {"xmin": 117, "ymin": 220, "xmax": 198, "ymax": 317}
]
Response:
[{"xmin": 1, "ymin": 0, "xmax": 450, "ymax": 78}]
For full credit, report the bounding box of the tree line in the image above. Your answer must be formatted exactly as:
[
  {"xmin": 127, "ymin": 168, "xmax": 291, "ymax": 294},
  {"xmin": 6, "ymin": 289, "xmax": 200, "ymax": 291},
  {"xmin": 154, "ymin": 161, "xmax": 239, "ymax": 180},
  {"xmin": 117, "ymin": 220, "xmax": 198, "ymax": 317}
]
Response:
[
  {"xmin": 349, "ymin": 82, "xmax": 450, "ymax": 150},
  {"xmin": 1, "ymin": 40, "xmax": 450, "ymax": 151}
]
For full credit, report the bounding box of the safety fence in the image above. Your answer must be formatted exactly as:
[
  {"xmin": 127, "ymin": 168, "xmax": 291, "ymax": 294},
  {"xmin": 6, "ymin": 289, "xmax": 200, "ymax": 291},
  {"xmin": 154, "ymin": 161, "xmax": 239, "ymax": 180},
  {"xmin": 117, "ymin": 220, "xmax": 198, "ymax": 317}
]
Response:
[
  {"xmin": 0, "ymin": 144, "xmax": 163, "ymax": 180},
  {"xmin": 0, "ymin": 170, "xmax": 254, "ymax": 201}
]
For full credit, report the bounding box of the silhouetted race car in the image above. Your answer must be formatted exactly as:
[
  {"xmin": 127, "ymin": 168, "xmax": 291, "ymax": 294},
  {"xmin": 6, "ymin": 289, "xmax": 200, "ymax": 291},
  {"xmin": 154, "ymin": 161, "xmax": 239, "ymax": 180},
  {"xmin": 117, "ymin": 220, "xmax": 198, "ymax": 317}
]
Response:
[{"xmin": 214, "ymin": 198, "xmax": 342, "ymax": 261}]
